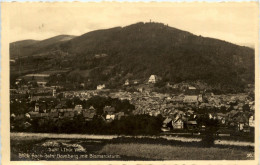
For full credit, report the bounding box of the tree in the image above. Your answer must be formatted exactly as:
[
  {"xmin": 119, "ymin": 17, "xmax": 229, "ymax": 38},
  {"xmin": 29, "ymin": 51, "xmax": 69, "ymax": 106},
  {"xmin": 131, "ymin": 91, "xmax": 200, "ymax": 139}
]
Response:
[{"xmin": 201, "ymin": 117, "xmax": 220, "ymax": 147}]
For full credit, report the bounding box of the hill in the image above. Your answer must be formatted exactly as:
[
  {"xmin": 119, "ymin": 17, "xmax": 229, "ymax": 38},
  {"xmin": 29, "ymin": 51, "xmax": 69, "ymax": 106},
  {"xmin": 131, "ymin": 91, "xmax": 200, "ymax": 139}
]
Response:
[
  {"xmin": 10, "ymin": 22, "xmax": 255, "ymax": 92},
  {"xmin": 10, "ymin": 35, "xmax": 76, "ymax": 59}
]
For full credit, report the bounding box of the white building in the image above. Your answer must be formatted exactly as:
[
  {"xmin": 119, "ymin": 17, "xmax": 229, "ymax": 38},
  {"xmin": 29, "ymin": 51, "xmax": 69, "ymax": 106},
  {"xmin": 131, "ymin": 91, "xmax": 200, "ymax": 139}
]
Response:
[
  {"xmin": 188, "ymin": 86, "xmax": 196, "ymax": 90},
  {"xmin": 53, "ymin": 89, "xmax": 57, "ymax": 97},
  {"xmin": 97, "ymin": 84, "xmax": 105, "ymax": 90},
  {"xmin": 249, "ymin": 116, "xmax": 254, "ymax": 127},
  {"xmin": 148, "ymin": 75, "xmax": 157, "ymax": 83},
  {"xmin": 183, "ymin": 95, "xmax": 198, "ymax": 103},
  {"xmin": 124, "ymin": 79, "xmax": 129, "ymax": 86},
  {"xmin": 106, "ymin": 114, "xmax": 115, "ymax": 120}
]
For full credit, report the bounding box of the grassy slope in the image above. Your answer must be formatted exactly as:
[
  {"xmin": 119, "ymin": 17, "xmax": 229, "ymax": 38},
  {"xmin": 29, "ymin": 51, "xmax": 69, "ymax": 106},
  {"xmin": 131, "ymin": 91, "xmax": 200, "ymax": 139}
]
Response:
[{"xmin": 98, "ymin": 143, "xmax": 254, "ymax": 160}]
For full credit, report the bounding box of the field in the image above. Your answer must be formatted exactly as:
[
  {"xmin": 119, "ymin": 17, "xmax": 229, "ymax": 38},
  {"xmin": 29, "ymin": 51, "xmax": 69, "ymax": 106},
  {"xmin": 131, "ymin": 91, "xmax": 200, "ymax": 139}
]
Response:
[
  {"xmin": 11, "ymin": 133, "xmax": 254, "ymax": 161},
  {"xmin": 99, "ymin": 143, "xmax": 253, "ymax": 160}
]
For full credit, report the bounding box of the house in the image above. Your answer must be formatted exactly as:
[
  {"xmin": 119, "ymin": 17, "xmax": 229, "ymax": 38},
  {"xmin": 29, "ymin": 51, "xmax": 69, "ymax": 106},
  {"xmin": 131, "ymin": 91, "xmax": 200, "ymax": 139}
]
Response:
[
  {"xmin": 172, "ymin": 96, "xmax": 184, "ymax": 103},
  {"xmin": 30, "ymin": 96, "xmax": 54, "ymax": 102},
  {"xmin": 82, "ymin": 111, "xmax": 96, "ymax": 121},
  {"xmin": 53, "ymin": 89, "xmax": 57, "ymax": 97},
  {"xmin": 74, "ymin": 105, "xmax": 83, "ymax": 111},
  {"xmin": 11, "ymin": 113, "xmax": 16, "ymax": 119},
  {"xmin": 37, "ymin": 81, "xmax": 48, "ymax": 87},
  {"xmin": 115, "ymin": 112, "xmax": 125, "ymax": 120},
  {"xmin": 80, "ymin": 83, "xmax": 85, "ymax": 88},
  {"xmin": 172, "ymin": 117, "xmax": 184, "ymax": 129},
  {"xmin": 133, "ymin": 80, "xmax": 139, "ymax": 85},
  {"xmin": 187, "ymin": 110, "xmax": 194, "ymax": 115},
  {"xmin": 23, "ymin": 122, "xmax": 32, "ymax": 128},
  {"xmin": 216, "ymin": 113, "xmax": 224, "ymax": 120},
  {"xmin": 137, "ymin": 87, "xmax": 144, "ymax": 93},
  {"xmin": 228, "ymin": 110, "xmax": 239, "ymax": 118},
  {"xmin": 88, "ymin": 106, "xmax": 96, "ymax": 111},
  {"xmin": 183, "ymin": 96, "xmax": 198, "ymax": 103},
  {"xmin": 103, "ymin": 106, "xmax": 115, "ymax": 114},
  {"xmin": 187, "ymin": 121, "xmax": 197, "ymax": 130},
  {"xmin": 35, "ymin": 103, "xmax": 40, "ymax": 112},
  {"xmin": 106, "ymin": 114, "xmax": 115, "ymax": 120},
  {"xmin": 97, "ymin": 84, "xmax": 105, "ymax": 90},
  {"xmin": 250, "ymin": 104, "xmax": 255, "ymax": 111},
  {"xmin": 249, "ymin": 115, "xmax": 254, "ymax": 127},
  {"xmin": 124, "ymin": 79, "xmax": 130, "ymax": 86},
  {"xmin": 161, "ymin": 127, "xmax": 171, "ymax": 132},
  {"xmin": 236, "ymin": 115, "xmax": 249, "ymax": 131},
  {"xmin": 188, "ymin": 86, "xmax": 196, "ymax": 90},
  {"xmin": 15, "ymin": 78, "xmax": 22, "ymax": 85},
  {"xmin": 198, "ymin": 94, "xmax": 203, "ymax": 102},
  {"xmin": 199, "ymin": 103, "xmax": 213, "ymax": 109},
  {"xmin": 243, "ymin": 125, "xmax": 251, "ymax": 133},
  {"xmin": 148, "ymin": 75, "xmax": 158, "ymax": 84},
  {"xmin": 161, "ymin": 118, "xmax": 172, "ymax": 131},
  {"xmin": 162, "ymin": 118, "xmax": 172, "ymax": 128}
]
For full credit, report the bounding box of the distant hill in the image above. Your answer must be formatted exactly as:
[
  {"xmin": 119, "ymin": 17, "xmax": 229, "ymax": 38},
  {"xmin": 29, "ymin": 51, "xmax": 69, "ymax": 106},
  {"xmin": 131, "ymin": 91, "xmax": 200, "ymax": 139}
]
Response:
[
  {"xmin": 10, "ymin": 22, "xmax": 255, "ymax": 92},
  {"xmin": 10, "ymin": 35, "xmax": 76, "ymax": 59},
  {"xmin": 10, "ymin": 39, "xmax": 39, "ymax": 50}
]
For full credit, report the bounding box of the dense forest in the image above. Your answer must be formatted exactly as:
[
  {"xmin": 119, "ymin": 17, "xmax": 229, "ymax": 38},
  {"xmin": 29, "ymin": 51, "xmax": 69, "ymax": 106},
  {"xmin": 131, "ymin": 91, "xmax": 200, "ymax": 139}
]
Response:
[{"xmin": 10, "ymin": 22, "xmax": 255, "ymax": 93}]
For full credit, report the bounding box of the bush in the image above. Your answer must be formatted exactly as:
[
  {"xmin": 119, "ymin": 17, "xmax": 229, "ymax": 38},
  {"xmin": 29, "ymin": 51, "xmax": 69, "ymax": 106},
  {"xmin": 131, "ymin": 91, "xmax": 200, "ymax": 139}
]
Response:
[{"xmin": 12, "ymin": 114, "xmax": 164, "ymax": 136}]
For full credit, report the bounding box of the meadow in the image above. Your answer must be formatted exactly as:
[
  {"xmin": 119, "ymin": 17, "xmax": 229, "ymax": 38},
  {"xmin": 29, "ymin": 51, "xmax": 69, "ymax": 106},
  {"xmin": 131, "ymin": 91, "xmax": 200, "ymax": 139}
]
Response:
[
  {"xmin": 11, "ymin": 134, "xmax": 254, "ymax": 160},
  {"xmin": 98, "ymin": 143, "xmax": 253, "ymax": 160}
]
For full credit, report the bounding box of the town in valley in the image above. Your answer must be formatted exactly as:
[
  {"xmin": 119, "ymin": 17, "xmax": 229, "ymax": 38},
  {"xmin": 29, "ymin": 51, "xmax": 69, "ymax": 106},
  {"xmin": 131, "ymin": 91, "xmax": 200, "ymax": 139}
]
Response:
[{"xmin": 9, "ymin": 20, "xmax": 256, "ymax": 160}]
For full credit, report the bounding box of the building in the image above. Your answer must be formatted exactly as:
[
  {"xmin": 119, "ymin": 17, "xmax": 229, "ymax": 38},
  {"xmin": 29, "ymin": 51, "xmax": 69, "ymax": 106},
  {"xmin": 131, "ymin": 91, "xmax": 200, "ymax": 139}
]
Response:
[
  {"xmin": 103, "ymin": 106, "xmax": 115, "ymax": 114},
  {"xmin": 53, "ymin": 89, "xmax": 57, "ymax": 97},
  {"xmin": 35, "ymin": 103, "xmax": 39, "ymax": 112},
  {"xmin": 187, "ymin": 121, "xmax": 197, "ymax": 130},
  {"xmin": 188, "ymin": 86, "xmax": 196, "ymax": 90},
  {"xmin": 115, "ymin": 112, "xmax": 125, "ymax": 120},
  {"xmin": 172, "ymin": 117, "xmax": 184, "ymax": 129},
  {"xmin": 97, "ymin": 84, "xmax": 105, "ymax": 90},
  {"xmin": 133, "ymin": 80, "xmax": 139, "ymax": 85},
  {"xmin": 183, "ymin": 96, "xmax": 198, "ymax": 103},
  {"xmin": 249, "ymin": 115, "xmax": 254, "ymax": 127},
  {"xmin": 198, "ymin": 94, "xmax": 203, "ymax": 102},
  {"xmin": 124, "ymin": 79, "xmax": 129, "ymax": 86},
  {"xmin": 236, "ymin": 115, "xmax": 249, "ymax": 131},
  {"xmin": 106, "ymin": 114, "xmax": 115, "ymax": 120},
  {"xmin": 148, "ymin": 75, "xmax": 157, "ymax": 84},
  {"xmin": 82, "ymin": 108, "xmax": 96, "ymax": 121},
  {"xmin": 162, "ymin": 118, "xmax": 172, "ymax": 128},
  {"xmin": 74, "ymin": 105, "xmax": 83, "ymax": 112},
  {"xmin": 37, "ymin": 81, "xmax": 48, "ymax": 87}
]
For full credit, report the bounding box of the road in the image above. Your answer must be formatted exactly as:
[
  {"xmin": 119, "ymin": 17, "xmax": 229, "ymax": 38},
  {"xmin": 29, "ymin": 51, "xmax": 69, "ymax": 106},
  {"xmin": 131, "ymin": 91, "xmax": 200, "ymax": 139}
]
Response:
[{"xmin": 11, "ymin": 132, "xmax": 254, "ymax": 147}]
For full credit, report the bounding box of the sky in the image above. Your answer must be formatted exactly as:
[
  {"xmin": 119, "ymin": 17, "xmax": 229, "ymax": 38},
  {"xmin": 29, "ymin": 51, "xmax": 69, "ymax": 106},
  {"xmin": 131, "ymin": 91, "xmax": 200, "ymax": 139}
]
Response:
[{"xmin": 6, "ymin": 2, "xmax": 259, "ymax": 47}]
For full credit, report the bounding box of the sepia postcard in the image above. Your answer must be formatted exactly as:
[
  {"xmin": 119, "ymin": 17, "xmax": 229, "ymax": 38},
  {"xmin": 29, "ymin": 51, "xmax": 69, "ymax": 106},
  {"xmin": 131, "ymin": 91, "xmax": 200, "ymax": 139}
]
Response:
[{"xmin": 1, "ymin": 2, "xmax": 259, "ymax": 165}]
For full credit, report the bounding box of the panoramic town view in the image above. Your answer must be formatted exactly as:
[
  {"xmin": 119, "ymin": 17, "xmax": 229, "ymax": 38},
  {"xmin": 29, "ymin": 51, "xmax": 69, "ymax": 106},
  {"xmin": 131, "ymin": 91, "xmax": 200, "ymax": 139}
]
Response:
[{"xmin": 7, "ymin": 3, "xmax": 256, "ymax": 161}]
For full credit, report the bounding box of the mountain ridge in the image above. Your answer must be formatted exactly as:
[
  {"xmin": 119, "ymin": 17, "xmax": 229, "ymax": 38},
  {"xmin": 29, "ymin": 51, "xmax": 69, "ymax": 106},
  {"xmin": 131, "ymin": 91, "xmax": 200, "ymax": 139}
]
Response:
[{"xmin": 10, "ymin": 22, "xmax": 255, "ymax": 92}]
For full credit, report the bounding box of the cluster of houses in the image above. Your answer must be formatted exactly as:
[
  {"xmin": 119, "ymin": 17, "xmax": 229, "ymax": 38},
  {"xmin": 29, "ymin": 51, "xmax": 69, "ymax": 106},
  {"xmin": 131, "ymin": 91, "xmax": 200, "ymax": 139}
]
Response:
[
  {"xmin": 161, "ymin": 109, "xmax": 254, "ymax": 133},
  {"xmin": 63, "ymin": 90, "xmax": 101, "ymax": 100},
  {"xmin": 11, "ymin": 73, "xmax": 255, "ymax": 133},
  {"xmin": 105, "ymin": 90, "xmax": 255, "ymax": 133},
  {"xmin": 11, "ymin": 98, "xmax": 126, "ymax": 125}
]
